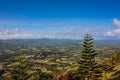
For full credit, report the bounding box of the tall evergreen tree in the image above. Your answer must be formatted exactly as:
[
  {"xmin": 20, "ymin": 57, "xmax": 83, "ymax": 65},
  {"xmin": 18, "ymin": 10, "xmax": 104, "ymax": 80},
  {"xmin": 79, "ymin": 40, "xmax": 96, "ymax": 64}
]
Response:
[
  {"xmin": 74, "ymin": 34, "xmax": 97, "ymax": 80},
  {"xmin": 11, "ymin": 54, "xmax": 33, "ymax": 80}
]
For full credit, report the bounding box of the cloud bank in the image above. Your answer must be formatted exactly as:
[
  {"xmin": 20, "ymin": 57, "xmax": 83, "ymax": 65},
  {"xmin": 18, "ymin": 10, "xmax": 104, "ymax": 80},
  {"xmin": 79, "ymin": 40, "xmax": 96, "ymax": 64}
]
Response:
[
  {"xmin": 0, "ymin": 28, "xmax": 33, "ymax": 39},
  {"xmin": 1, "ymin": 18, "xmax": 120, "ymax": 40}
]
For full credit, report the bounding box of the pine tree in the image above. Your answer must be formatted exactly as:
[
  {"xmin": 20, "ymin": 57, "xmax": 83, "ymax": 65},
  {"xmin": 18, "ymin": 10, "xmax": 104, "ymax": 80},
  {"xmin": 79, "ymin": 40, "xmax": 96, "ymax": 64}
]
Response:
[
  {"xmin": 11, "ymin": 54, "xmax": 33, "ymax": 80},
  {"xmin": 74, "ymin": 34, "xmax": 97, "ymax": 80}
]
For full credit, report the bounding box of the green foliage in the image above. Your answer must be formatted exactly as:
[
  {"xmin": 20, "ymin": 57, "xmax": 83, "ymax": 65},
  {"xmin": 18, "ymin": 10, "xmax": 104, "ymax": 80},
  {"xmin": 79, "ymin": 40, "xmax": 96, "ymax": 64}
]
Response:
[
  {"xmin": 110, "ymin": 51, "xmax": 120, "ymax": 64},
  {"xmin": 74, "ymin": 34, "xmax": 97, "ymax": 80},
  {"xmin": 11, "ymin": 54, "xmax": 33, "ymax": 80},
  {"xmin": 101, "ymin": 63, "xmax": 114, "ymax": 73},
  {"xmin": 107, "ymin": 70, "xmax": 120, "ymax": 80}
]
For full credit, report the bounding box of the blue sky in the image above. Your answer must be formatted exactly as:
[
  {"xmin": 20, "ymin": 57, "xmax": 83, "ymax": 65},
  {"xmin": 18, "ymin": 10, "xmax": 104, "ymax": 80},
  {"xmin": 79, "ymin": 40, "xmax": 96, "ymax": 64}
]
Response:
[{"xmin": 0, "ymin": 0, "xmax": 120, "ymax": 39}]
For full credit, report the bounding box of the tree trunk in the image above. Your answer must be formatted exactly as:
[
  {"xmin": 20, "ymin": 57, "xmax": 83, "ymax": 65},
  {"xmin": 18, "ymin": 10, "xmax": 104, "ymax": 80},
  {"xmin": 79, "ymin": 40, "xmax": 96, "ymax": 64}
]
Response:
[{"xmin": 85, "ymin": 76, "xmax": 89, "ymax": 80}]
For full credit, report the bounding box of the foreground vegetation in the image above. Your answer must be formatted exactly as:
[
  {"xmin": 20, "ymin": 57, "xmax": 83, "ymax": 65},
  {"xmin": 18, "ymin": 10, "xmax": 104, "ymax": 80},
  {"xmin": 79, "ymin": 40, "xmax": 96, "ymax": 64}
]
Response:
[{"xmin": 0, "ymin": 34, "xmax": 120, "ymax": 80}]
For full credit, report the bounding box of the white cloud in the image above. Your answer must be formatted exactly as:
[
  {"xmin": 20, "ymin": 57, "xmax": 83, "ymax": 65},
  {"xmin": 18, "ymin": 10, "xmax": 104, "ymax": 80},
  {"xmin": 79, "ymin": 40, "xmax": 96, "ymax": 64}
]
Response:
[
  {"xmin": 105, "ymin": 29, "xmax": 120, "ymax": 37},
  {"xmin": 0, "ymin": 28, "xmax": 33, "ymax": 39},
  {"xmin": 104, "ymin": 18, "xmax": 120, "ymax": 38},
  {"xmin": 113, "ymin": 18, "xmax": 120, "ymax": 28}
]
